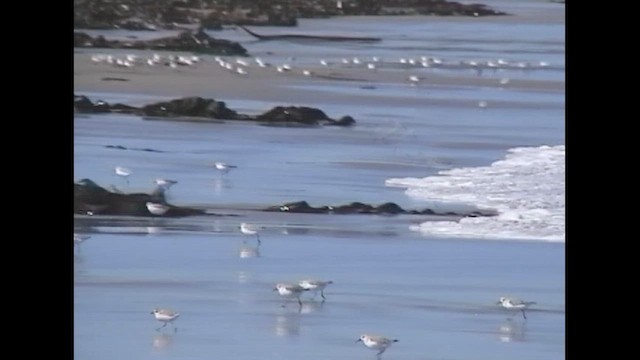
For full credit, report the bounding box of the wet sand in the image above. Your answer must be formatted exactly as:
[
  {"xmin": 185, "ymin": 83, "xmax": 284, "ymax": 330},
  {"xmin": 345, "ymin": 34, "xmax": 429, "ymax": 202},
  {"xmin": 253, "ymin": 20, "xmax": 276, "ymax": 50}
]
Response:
[{"xmin": 74, "ymin": 50, "xmax": 564, "ymax": 110}]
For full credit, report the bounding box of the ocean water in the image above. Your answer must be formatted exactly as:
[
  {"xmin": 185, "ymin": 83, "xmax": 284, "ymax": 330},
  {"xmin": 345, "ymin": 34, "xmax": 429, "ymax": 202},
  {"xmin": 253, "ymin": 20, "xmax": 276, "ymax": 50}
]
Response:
[{"xmin": 74, "ymin": 1, "xmax": 565, "ymax": 359}]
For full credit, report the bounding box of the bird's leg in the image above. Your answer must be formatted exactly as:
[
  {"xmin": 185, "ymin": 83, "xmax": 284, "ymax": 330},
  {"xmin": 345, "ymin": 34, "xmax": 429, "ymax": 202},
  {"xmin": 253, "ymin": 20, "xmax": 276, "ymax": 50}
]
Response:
[
  {"xmin": 321, "ymin": 289, "xmax": 326, "ymax": 302},
  {"xmin": 256, "ymin": 234, "xmax": 261, "ymax": 246},
  {"xmin": 521, "ymin": 309, "xmax": 527, "ymax": 320}
]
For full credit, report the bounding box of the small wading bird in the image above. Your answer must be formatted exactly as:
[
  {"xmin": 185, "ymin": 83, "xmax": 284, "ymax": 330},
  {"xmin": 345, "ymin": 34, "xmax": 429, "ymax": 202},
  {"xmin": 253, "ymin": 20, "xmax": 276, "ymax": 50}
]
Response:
[
  {"xmin": 356, "ymin": 334, "xmax": 398, "ymax": 358},
  {"xmin": 497, "ymin": 296, "xmax": 537, "ymax": 320},
  {"xmin": 214, "ymin": 162, "xmax": 237, "ymax": 175},
  {"xmin": 146, "ymin": 202, "xmax": 170, "ymax": 216},
  {"xmin": 114, "ymin": 166, "xmax": 132, "ymax": 185},
  {"xmin": 240, "ymin": 222, "xmax": 264, "ymax": 245},
  {"xmin": 273, "ymin": 283, "xmax": 310, "ymax": 307},
  {"xmin": 150, "ymin": 308, "xmax": 180, "ymax": 331},
  {"xmin": 298, "ymin": 279, "xmax": 333, "ymax": 301}
]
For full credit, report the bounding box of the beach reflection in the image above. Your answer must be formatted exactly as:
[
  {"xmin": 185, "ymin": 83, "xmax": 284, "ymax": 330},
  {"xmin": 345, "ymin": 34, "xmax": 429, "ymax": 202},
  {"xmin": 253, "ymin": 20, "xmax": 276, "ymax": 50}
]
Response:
[
  {"xmin": 236, "ymin": 271, "xmax": 252, "ymax": 284},
  {"xmin": 274, "ymin": 309, "xmax": 301, "ymax": 337},
  {"xmin": 212, "ymin": 178, "xmax": 232, "ymax": 194},
  {"xmin": 498, "ymin": 319, "xmax": 527, "ymax": 343},
  {"xmin": 300, "ymin": 301, "xmax": 324, "ymax": 315},
  {"xmin": 152, "ymin": 332, "xmax": 175, "ymax": 351},
  {"xmin": 238, "ymin": 242, "xmax": 261, "ymax": 258}
]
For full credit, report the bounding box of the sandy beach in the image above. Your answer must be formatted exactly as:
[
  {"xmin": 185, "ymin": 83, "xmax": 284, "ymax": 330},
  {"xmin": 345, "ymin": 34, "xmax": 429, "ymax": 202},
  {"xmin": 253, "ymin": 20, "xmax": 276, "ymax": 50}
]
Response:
[
  {"xmin": 74, "ymin": 50, "xmax": 564, "ymax": 112},
  {"xmin": 75, "ymin": 6, "xmax": 564, "ymax": 360}
]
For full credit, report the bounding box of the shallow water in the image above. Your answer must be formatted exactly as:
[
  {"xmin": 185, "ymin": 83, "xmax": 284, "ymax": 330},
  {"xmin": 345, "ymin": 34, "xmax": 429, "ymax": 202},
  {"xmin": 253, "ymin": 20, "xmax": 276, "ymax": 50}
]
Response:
[{"xmin": 75, "ymin": 1, "xmax": 565, "ymax": 359}]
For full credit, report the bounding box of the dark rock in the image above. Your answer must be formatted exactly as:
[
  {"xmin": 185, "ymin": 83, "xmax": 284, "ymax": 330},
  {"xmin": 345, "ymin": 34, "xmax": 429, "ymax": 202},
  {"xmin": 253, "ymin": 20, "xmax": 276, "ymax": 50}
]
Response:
[
  {"xmin": 73, "ymin": 30, "xmax": 248, "ymax": 56},
  {"xmin": 329, "ymin": 116, "xmax": 356, "ymax": 127},
  {"xmin": 264, "ymin": 200, "xmax": 497, "ymax": 217},
  {"xmin": 75, "ymin": 94, "xmax": 355, "ymax": 127},
  {"xmin": 255, "ymin": 106, "xmax": 329, "ymax": 126},
  {"xmin": 140, "ymin": 96, "xmax": 243, "ymax": 120},
  {"xmin": 74, "ymin": 179, "xmax": 205, "ymax": 217}
]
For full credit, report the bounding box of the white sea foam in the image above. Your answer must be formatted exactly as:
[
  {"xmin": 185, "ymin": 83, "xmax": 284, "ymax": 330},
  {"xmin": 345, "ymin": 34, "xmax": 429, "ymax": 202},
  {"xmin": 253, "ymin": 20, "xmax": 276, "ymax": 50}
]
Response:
[{"xmin": 386, "ymin": 145, "xmax": 565, "ymax": 242}]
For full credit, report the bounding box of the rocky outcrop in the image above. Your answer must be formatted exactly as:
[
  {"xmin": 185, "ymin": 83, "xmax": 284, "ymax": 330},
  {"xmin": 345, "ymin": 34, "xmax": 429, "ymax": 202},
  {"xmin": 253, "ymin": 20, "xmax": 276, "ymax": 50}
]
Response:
[
  {"xmin": 73, "ymin": 28, "xmax": 248, "ymax": 56},
  {"xmin": 74, "ymin": 0, "xmax": 509, "ymax": 31},
  {"xmin": 74, "ymin": 95, "xmax": 356, "ymax": 127},
  {"xmin": 141, "ymin": 97, "xmax": 247, "ymax": 120},
  {"xmin": 73, "ymin": 179, "xmax": 496, "ymax": 218},
  {"xmin": 74, "ymin": 179, "xmax": 205, "ymax": 217},
  {"xmin": 266, "ymin": 201, "xmax": 497, "ymax": 217}
]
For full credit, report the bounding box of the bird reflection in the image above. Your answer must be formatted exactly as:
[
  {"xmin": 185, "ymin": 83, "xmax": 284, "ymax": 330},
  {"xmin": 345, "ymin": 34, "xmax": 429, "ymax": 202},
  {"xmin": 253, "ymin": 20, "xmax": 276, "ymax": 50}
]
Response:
[
  {"xmin": 274, "ymin": 310, "xmax": 301, "ymax": 337},
  {"xmin": 152, "ymin": 332, "xmax": 175, "ymax": 351},
  {"xmin": 238, "ymin": 239, "xmax": 261, "ymax": 258},
  {"xmin": 299, "ymin": 301, "xmax": 325, "ymax": 315},
  {"xmin": 146, "ymin": 226, "xmax": 164, "ymax": 235},
  {"xmin": 212, "ymin": 178, "xmax": 232, "ymax": 194},
  {"xmin": 498, "ymin": 319, "xmax": 527, "ymax": 343}
]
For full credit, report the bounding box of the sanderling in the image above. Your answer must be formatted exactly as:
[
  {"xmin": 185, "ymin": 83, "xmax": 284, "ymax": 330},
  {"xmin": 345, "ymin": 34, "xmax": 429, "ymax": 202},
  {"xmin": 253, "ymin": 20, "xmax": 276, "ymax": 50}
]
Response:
[
  {"xmin": 114, "ymin": 166, "xmax": 132, "ymax": 184},
  {"xmin": 146, "ymin": 202, "xmax": 170, "ymax": 216},
  {"xmin": 214, "ymin": 162, "xmax": 237, "ymax": 174},
  {"xmin": 273, "ymin": 283, "xmax": 309, "ymax": 307},
  {"xmin": 155, "ymin": 178, "xmax": 178, "ymax": 189},
  {"xmin": 497, "ymin": 296, "xmax": 537, "ymax": 319},
  {"xmin": 240, "ymin": 222, "xmax": 263, "ymax": 245},
  {"xmin": 298, "ymin": 279, "xmax": 333, "ymax": 301},
  {"xmin": 151, "ymin": 308, "xmax": 180, "ymax": 331},
  {"xmin": 356, "ymin": 334, "xmax": 398, "ymax": 357}
]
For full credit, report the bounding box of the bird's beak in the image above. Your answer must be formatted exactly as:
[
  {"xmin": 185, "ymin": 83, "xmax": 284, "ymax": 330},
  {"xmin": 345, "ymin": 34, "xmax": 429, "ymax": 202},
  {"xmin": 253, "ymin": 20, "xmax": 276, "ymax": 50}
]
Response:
[
  {"xmin": 273, "ymin": 287, "xmax": 278, "ymax": 291},
  {"xmin": 496, "ymin": 301, "xmax": 501, "ymax": 305},
  {"xmin": 355, "ymin": 339, "xmax": 362, "ymax": 343},
  {"xmin": 150, "ymin": 311, "xmax": 155, "ymax": 314}
]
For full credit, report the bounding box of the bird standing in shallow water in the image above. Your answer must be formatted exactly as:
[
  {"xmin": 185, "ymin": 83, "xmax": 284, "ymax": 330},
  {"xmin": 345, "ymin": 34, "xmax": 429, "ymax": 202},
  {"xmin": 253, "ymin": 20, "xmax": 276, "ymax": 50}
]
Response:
[
  {"xmin": 114, "ymin": 166, "xmax": 132, "ymax": 185},
  {"xmin": 146, "ymin": 202, "xmax": 170, "ymax": 216},
  {"xmin": 214, "ymin": 162, "xmax": 237, "ymax": 175},
  {"xmin": 151, "ymin": 308, "xmax": 180, "ymax": 331},
  {"xmin": 298, "ymin": 279, "xmax": 333, "ymax": 301},
  {"xmin": 240, "ymin": 222, "xmax": 263, "ymax": 245},
  {"xmin": 356, "ymin": 334, "xmax": 398, "ymax": 358},
  {"xmin": 497, "ymin": 296, "xmax": 536, "ymax": 320},
  {"xmin": 273, "ymin": 283, "xmax": 309, "ymax": 308}
]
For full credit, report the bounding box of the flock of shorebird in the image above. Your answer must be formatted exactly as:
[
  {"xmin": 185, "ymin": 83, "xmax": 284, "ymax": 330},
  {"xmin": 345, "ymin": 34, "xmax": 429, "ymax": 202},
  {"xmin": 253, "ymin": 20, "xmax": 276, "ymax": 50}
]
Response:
[
  {"xmin": 75, "ymin": 161, "xmax": 538, "ymax": 358},
  {"xmin": 87, "ymin": 51, "xmax": 550, "ymax": 88}
]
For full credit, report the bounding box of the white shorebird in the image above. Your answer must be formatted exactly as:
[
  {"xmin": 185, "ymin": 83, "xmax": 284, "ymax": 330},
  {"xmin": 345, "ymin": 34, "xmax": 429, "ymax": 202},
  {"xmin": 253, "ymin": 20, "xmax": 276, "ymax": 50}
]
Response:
[
  {"xmin": 214, "ymin": 161, "xmax": 237, "ymax": 174},
  {"xmin": 155, "ymin": 178, "xmax": 178, "ymax": 190},
  {"xmin": 298, "ymin": 279, "xmax": 333, "ymax": 301},
  {"xmin": 146, "ymin": 202, "xmax": 170, "ymax": 216},
  {"xmin": 150, "ymin": 308, "xmax": 180, "ymax": 331},
  {"xmin": 356, "ymin": 334, "xmax": 399, "ymax": 358},
  {"xmin": 408, "ymin": 75, "xmax": 420, "ymax": 85},
  {"xmin": 273, "ymin": 283, "xmax": 310, "ymax": 307},
  {"xmin": 240, "ymin": 222, "xmax": 264, "ymax": 245},
  {"xmin": 497, "ymin": 296, "xmax": 537, "ymax": 320},
  {"xmin": 114, "ymin": 166, "xmax": 132, "ymax": 184}
]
